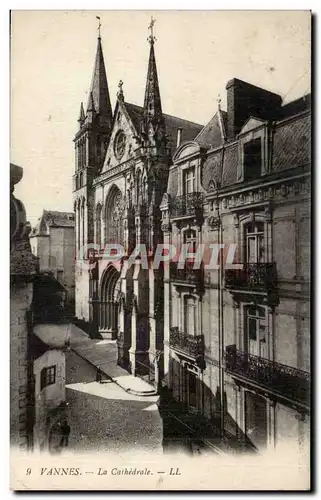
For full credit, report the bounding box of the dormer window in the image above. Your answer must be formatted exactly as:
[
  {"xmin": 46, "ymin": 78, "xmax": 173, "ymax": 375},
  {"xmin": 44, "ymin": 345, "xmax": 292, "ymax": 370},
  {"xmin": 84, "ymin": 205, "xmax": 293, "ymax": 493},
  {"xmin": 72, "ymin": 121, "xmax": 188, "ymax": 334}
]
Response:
[{"xmin": 243, "ymin": 138, "xmax": 262, "ymax": 181}]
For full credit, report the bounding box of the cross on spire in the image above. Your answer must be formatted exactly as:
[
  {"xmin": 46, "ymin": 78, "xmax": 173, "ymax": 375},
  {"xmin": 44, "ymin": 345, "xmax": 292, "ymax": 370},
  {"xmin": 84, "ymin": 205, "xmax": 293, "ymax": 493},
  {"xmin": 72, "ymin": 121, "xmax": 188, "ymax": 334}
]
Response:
[
  {"xmin": 217, "ymin": 93, "xmax": 221, "ymax": 111},
  {"xmin": 117, "ymin": 79, "xmax": 124, "ymax": 100},
  {"xmin": 148, "ymin": 16, "xmax": 156, "ymax": 44},
  {"xmin": 96, "ymin": 16, "xmax": 102, "ymax": 38}
]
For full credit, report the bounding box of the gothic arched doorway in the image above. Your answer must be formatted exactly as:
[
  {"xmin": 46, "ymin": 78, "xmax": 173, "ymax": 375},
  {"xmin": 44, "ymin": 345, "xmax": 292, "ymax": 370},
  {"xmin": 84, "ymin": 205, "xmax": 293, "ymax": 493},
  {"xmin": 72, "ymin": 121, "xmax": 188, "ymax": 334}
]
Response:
[{"xmin": 99, "ymin": 265, "xmax": 121, "ymax": 340}]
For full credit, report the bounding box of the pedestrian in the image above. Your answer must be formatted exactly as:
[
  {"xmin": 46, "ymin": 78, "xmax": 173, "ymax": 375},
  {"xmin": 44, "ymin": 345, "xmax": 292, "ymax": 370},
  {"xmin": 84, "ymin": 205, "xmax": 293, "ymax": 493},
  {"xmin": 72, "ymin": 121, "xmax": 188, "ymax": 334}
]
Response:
[
  {"xmin": 60, "ymin": 418, "xmax": 71, "ymax": 448},
  {"xmin": 96, "ymin": 366, "xmax": 102, "ymax": 383}
]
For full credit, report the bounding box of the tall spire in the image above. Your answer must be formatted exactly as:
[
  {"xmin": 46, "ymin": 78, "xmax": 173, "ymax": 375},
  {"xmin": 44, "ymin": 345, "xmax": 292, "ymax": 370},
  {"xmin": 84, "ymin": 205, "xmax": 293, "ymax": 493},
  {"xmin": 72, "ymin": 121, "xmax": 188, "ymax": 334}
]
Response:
[
  {"xmin": 86, "ymin": 91, "xmax": 95, "ymax": 123},
  {"xmin": 78, "ymin": 102, "xmax": 85, "ymax": 127},
  {"xmin": 142, "ymin": 17, "xmax": 165, "ymax": 144},
  {"xmin": 86, "ymin": 30, "xmax": 112, "ymax": 129}
]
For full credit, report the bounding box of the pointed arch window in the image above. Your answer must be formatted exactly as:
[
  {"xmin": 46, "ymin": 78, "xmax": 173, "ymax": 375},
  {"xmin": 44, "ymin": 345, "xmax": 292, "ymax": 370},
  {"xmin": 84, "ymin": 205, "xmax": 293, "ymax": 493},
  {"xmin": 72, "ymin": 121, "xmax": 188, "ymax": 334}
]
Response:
[
  {"xmin": 77, "ymin": 199, "xmax": 81, "ymax": 251},
  {"xmin": 81, "ymin": 198, "xmax": 85, "ymax": 248},
  {"xmin": 136, "ymin": 170, "xmax": 141, "ymax": 205},
  {"xmin": 96, "ymin": 204, "xmax": 102, "ymax": 247},
  {"xmin": 104, "ymin": 187, "xmax": 124, "ymax": 246}
]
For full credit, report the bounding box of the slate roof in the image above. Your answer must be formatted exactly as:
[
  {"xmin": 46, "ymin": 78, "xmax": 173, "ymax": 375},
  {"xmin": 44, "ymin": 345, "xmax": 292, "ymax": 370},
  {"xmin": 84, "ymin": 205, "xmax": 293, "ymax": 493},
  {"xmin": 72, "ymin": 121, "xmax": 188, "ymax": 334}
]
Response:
[
  {"xmin": 124, "ymin": 102, "xmax": 203, "ymax": 150},
  {"xmin": 31, "ymin": 210, "xmax": 75, "ymax": 236},
  {"xmin": 195, "ymin": 110, "xmax": 227, "ymax": 149},
  {"xmin": 86, "ymin": 37, "xmax": 112, "ymax": 125},
  {"xmin": 272, "ymin": 112, "xmax": 311, "ymax": 173}
]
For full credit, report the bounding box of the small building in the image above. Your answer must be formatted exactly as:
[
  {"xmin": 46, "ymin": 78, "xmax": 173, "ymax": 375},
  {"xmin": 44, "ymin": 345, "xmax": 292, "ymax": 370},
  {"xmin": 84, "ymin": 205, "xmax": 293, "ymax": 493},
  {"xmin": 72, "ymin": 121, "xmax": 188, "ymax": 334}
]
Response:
[
  {"xmin": 29, "ymin": 272, "xmax": 71, "ymax": 453},
  {"xmin": 29, "ymin": 324, "xmax": 68, "ymax": 453},
  {"xmin": 30, "ymin": 210, "xmax": 75, "ymax": 314}
]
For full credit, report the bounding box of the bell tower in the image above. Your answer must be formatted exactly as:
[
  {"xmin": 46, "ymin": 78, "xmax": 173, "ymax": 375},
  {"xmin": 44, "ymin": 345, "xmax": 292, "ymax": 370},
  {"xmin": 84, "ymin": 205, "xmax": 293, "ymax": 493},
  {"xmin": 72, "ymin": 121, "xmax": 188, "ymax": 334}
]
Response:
[{"xmin": 73, "ymin": 27, "xmax": 113, "ymax": 250}]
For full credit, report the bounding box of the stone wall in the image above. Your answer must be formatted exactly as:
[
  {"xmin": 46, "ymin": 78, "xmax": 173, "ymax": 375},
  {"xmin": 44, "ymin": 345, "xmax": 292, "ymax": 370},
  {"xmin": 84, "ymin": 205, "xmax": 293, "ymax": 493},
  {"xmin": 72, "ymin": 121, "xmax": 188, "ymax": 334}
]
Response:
[{"xmin": 10, "ymin": 281, "xmax": 33, "ymax": 449}]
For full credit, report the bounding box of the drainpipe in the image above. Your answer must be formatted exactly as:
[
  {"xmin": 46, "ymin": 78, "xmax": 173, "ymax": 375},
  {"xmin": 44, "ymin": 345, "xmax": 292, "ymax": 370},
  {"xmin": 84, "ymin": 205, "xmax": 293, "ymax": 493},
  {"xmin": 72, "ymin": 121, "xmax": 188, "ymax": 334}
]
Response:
[{"xmin": 215, "ymin": 146, "xmax": 225, "ymax": 440}]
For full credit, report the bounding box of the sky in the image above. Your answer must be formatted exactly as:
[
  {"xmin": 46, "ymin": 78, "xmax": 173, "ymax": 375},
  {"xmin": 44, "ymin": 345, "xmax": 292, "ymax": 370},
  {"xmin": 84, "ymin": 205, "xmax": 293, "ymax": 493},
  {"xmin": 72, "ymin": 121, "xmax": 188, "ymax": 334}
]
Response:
[{"xmin": 10, "ymin": 10, "xmax": 311, "ymax": 226}]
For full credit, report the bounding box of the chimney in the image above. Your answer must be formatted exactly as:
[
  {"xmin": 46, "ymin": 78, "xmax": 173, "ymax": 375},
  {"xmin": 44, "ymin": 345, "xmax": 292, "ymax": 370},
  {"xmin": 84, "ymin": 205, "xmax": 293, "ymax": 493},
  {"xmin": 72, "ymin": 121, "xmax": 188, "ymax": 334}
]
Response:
[
  {"xmin": 226, "ymin": 78, "xmax": 282, "ymax": 140},
  {"xmin": 176, "ymin": 128, "xmax": 183, "ymax": 148}
]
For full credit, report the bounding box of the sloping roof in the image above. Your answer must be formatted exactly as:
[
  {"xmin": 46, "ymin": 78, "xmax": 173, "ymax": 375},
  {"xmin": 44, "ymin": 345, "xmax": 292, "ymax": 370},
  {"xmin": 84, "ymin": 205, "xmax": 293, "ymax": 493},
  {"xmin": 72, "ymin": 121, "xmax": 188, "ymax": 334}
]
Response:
[
  {"xmin": 43, "ymin": 210, "xmax": 75, "ymax": 227},
  {"xmin": 124, "ymin": 102, "xmax": 203, "ymax": 150},
  {"xmin": 279, "ymin": 94, "xmax": 311, "ymax": 120},
  {"xmin": 195, "ymin": 110, "xmax": 227, "ymax": 148},
  {"xmin": 272, "ymin": 113, "xmax": 311, "ymax": 173},
  {"xmin": 31, "ymin": 210, "xmax": 75, "ymax": 236},
  {"xmin": 33, "ymin": 323, "xmax": 70, "ymax": 350},
  {"xmin": 124, "ymin": 102, "xmax": 144, "ymax": 134}
]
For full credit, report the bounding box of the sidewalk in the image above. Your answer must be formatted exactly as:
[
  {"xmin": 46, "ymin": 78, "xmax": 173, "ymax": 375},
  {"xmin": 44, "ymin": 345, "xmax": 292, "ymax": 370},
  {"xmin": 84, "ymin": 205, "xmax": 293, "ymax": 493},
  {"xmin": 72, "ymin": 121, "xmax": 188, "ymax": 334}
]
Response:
[
  {"xmin": 69, "ymin": 323, "xmax": 157, "ymax": 396},
  {"xmin": 158, "ymin": 388, "xmax": 257, "ymax": 456}
]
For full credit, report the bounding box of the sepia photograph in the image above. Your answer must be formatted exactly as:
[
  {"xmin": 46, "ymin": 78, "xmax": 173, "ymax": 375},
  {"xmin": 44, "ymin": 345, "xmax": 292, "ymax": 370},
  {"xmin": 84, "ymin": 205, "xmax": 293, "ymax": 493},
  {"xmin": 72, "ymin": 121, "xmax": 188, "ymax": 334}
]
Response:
[{"xmin": 9, "ymin": 9, "xmax": 311, "ymax": 491}]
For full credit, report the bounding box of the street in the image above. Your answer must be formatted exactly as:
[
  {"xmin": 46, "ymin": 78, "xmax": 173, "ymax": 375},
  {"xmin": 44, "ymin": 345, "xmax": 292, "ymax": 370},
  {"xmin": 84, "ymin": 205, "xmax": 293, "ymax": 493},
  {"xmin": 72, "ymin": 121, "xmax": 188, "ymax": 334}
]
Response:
[
  {"xmin": 64, "ymin": 349, "xmax": 227, "ymax": 456},
  {"xmin": 65, "ymin": 351, "xmax": 163, "ymax": 454}
]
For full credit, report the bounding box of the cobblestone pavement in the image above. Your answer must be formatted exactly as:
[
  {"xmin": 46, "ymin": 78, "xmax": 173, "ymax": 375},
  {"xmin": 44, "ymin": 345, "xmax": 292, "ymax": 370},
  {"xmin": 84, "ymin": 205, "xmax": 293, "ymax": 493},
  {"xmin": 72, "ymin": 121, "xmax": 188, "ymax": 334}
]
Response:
[{"xmin": 65, "ymin": 350, "xmax": 163, "ymax": 454}]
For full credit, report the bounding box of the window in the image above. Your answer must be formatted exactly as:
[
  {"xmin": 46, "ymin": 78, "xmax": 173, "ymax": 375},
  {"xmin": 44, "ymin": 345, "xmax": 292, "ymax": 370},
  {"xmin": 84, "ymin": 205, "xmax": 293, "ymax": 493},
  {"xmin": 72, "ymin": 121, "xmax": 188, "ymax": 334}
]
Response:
[
  {"xmin": 187, "ymin": 371, "xmax": 197, "ymax": 408},
  {"xmin": 41, "ymin": 365, "xmax": 56, "ymax": 390},
  {"xmin": 245, "ymin": 222, "xmax": 265, "ymax": 263},
  {"xmin": 184, "ymin": 229, "xmax": 197, "ymax": 254},
  {"xmin": 77, "ymin": 205, "xmax": 81, "ymax": 251},
  {"xmin": 243, "ymin": 138, "xmax": 262, "ymax": 181},
  {"xmin": 82, "ymin": 203, "xmax": 85, "ymax": 248},
  {"xmin": 184, "ymin": 229, "xmax": 197, "ymax": 266},
  {"xmin": 105, "ymin": 187, "xmax": 124, "ymax": 246},
  {"xmin": 184, "ymin": 295, "xmax": 197, "ymax": 336},
  {"xmin": 136, "ymin": 171, "xmax": 141, "ymax": 204},
  {"xmin": 183, "ymin": 167, "xmax": 195, "ymax": 195},
  {"xmin": 246, "ymin": 306, "xmax": 267, "ymax": 357},
  {"xmin": 96, "ymin": 205, "xmax": 102, "ymax": 246}
]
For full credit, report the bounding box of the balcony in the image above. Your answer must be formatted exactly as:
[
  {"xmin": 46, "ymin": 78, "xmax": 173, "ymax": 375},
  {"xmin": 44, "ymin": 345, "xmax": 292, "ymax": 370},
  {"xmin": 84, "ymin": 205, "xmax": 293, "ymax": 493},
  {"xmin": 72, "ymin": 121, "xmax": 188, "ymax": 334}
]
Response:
[
  {"xmin": 169, "ymin": 192, "xmax": 203, "ymax": 219},
  {"xmin": 170, "ymin": 327, "xmax": 204, "ymax": 361},
  {"xmin": 225, "ymin": 345, "xmax": 310, "ymax": 410},
  {"xmin": 225, "ymin": 263, "xmax": 277, "ymax": 291},
  {"xmin": 169, "ymin": 262, "xmax": 204, "ymax": 290},
  {"xmin": 170, "ymin": 261, "xmax": 203, "ymax": 288}
]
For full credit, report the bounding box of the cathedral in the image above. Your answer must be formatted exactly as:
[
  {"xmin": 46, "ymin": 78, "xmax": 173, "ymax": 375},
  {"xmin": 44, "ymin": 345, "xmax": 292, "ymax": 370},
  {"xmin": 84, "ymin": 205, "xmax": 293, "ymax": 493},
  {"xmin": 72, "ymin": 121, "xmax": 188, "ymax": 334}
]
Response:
[{"xmin": 73, "ymin": 23, "xmax": 203, "ymax": 384}]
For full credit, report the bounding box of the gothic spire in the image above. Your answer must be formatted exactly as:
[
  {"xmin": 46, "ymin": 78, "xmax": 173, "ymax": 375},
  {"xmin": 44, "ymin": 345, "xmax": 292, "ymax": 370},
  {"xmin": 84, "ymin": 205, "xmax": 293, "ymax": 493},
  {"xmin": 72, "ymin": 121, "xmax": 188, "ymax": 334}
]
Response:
[
  {"xmin": 142, "ymin": 17, "xmax": 165, "ymax": 143},
  {"xmin": 78, "ymin": 102, "xmax": 85, "ymax": 127},
  {"xmin": 85, "ymin": 34, "xmax": 112, "ymax": 129}
]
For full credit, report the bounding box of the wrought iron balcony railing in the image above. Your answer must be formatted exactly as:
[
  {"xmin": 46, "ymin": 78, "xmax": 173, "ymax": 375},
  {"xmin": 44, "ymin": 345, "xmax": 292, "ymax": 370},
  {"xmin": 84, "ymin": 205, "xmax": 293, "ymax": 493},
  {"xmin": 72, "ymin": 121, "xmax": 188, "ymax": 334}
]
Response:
[
  {"xmin": 170, "ymin": 261, "xmax": 203, "ymax": 286},
  {"xmin": 170, "ymin": 327, "xmax": 204, "ymax": 359},
  {"xmin": 225, "ymin": 344, "xmax": 310, "ymax": 409},
  {"xmin": 169, "ymin": 192, "xmax": 203, "ymax": 218},
  {"xmin": 225, "ymin": 263, "xmax": 277, "ymax": 291}
]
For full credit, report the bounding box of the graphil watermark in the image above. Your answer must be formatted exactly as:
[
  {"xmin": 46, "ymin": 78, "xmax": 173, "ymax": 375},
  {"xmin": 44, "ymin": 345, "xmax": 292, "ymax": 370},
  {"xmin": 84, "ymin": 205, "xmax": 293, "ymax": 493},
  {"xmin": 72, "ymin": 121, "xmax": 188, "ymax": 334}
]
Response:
[{"xmin": 76, "ymin": 243, "xmax": 243, "ymax": 271}]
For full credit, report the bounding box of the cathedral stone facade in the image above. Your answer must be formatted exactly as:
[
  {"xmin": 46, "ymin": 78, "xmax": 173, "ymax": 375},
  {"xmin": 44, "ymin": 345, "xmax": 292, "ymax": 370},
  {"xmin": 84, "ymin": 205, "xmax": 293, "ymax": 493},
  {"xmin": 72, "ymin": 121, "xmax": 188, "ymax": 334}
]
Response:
[{"xmin": 73, "ymin": 33, "xmax": 202, "ymax": 382}]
